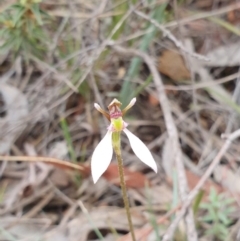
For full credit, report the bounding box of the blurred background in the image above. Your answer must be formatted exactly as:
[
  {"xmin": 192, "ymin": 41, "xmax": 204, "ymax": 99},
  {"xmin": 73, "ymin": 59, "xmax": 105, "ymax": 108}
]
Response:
[{"xmin": 0, "ymin": 0, "xmax": 240, "ymax": 240}]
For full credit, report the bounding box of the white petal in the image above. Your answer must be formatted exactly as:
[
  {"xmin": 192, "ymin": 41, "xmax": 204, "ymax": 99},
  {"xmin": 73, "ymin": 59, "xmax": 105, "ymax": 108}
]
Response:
[
  {"xmin": 91, "ymin": 130, "xmax": 113, "ymax": 183},
  {"xmin": 123, "ymin": 129, "xmax": 157, "ymax": 173}
]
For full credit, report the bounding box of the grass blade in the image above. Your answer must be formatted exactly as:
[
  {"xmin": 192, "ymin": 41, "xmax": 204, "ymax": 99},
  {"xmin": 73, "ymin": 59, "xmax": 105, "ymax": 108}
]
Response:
[
  {"xmin": 60, "ymin": 118, "xmax": 77, "ymax": 162},
  {"xmin": 119, "ymin": 3, "xmax": 167, "ymax": 107}
]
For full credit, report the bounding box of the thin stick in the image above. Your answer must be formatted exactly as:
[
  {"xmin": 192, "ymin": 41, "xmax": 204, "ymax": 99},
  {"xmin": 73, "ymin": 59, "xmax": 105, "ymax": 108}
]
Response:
[
  {"xmin": 0, "ymin": 155, "xmax": 83, "ymax": 171},
  {"xmin": 116, "ymin": 151, "xmax": 136, "ymax": 241},
  {"xmin": 112, "ymin": 131, "xmax": 136, "ymax": 241},
  {"xmin": 165, "ymin": 2, "xmax": 240, "ymax": 28},
  {"xmin": 164, "ymin": 72, "xmax": 239, "ymax": 91}
]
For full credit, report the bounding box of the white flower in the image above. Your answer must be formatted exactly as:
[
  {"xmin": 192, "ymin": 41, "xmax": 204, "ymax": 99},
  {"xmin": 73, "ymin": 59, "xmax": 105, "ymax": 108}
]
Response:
[{"xmin": 91, "ymin": 98, "xmax": 157, "ymax": 183}]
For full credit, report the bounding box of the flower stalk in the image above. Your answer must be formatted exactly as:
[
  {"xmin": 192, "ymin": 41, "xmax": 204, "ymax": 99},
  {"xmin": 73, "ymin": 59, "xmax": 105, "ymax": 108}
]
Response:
[{"xmin": 112, "ymin": 132, "xmax": 136, "ymax": 241}]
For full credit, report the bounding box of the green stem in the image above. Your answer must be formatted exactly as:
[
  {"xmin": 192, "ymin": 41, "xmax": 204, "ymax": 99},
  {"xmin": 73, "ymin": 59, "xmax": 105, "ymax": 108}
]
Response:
[{"xmin": 112, "ymin": 132, "xmax": 136, "ymax": 241}]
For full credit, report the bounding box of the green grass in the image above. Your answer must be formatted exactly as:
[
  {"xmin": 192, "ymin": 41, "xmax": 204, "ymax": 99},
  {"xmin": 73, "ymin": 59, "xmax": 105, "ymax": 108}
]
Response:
[
  {"xmin": 205, "ymin": 87, "xmax": 240, "ymax": 114},
  {"xmin": 209, "ymin": 17, "xmax": 240, "ymax": 36},
  {"xmin": 119, "ymin": 2, "xmax": 167, "ymax": 107},
  {"xmin": 133, "ymin": 74, "xmax": 153, "ymax": 97},
  {"xmin": 60, "ymin": 118, "xmax": 76, "ymax": 162},
  {"xmin": 110, "ymin": 1, "xmax": 128, "ymax": 40}
]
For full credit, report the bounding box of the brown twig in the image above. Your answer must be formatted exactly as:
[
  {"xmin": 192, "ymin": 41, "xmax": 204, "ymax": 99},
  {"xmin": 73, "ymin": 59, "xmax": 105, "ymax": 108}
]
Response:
[
  {"xmin": 164, "ymin": 72, "xmax": 239, "ymax": 91},
  {"xmin": 165, "ymin": 2, "xmax": 240, "ymax": 28},
  {"xmin": 0, "ymin": 155, "xmax": 83, "ymax": 171}
]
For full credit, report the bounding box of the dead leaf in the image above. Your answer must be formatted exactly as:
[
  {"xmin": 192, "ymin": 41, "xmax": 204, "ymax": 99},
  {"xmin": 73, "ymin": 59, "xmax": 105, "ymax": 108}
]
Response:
[
  {"xmin": 205, "ymin": 42, "xmax": 240, "ymax": 67},
  {"xmin": 48, "ymin": 141, "xmax": 69, "ymax": 159},
  {"xmin": 195, "ymin": 0, "xmax": 214, "ymax": 8},
  {"xmin": 185, "ymin": 170, "xmax": 223, "ymax": 197},
  {"xmin": 228, "ymin": 9, "xmax": 240, "ymax": 24},
  {"xmin": 103, "ymin": 163, "xmax": 150, "ymax": 188},
  {"xmin": 158, "ymin": 50, "xmax": 190, "ymax": 81},
  {"xmin": 50, "ymin": 168, "xmax": 71, "ymax": 188},
  {"xmin": 0, "ymin": 216, "xmax": 52, "ymax": 240},
  {"xmin": 148, "ymin": 94, "xmax": 159, "ymax": 106},
  {"xmin": 0, "ymin": 83, "xmax": 28, "ymax": 154},
  {"xmin": 67, "ymin": 206, "xmax": 146, "ymax": 241},
  {"xmin": 132, "ymin": 185, "xmax": 172, "ymax": 205},
  {"xmin": 214, "ymin": 165, "xmax": 240, "ymax": 194}
]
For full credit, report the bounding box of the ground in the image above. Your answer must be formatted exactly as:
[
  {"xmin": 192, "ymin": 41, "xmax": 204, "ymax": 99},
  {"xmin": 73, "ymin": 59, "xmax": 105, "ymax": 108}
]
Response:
[{"xmin": 0, "ymin": 0, "xmax": 240, "ymax": 241}]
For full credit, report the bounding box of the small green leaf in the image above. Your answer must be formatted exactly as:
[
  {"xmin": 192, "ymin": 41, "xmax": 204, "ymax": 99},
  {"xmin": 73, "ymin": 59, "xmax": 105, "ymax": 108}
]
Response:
[
  {"xmin": 0, "ymin": 37, "xmax": 17, "ymax": 53},
  {"xmin": 222, "ymin": 198, "xmax": 235, "ymax": 206},
  {"xmin": 30, "ymin": 4, "xmax": 43, "ymax": 25},
  {"xmin": 12, "ymin": 6, "xmax": 26, "ymax": 25},
  {"xmin": 218, "ymin": 212, "xmax": 231, "ymax": 226},
  {"xmin": 5, "ymin": 3, "xmax": 21, "ymax": 12},
  {"xmin": 0, "ymin": 29, "xmax": 8, "ymax": 37},
  {"xmin": 200, "ymin": 203, "xmax": 210, "ymax": 209},
  {"xmin": 201, "ymin": 215, "xmax": 214, "ymax": 222},
  {"xmin": 224, "ymin": 206, "xmax": 236, "ymax": 214}
]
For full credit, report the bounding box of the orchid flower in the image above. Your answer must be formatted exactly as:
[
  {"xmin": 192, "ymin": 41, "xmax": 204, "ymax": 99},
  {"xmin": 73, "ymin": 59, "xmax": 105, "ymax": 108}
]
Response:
[{"xmin": 91, "ymin": 98, "xmax": 157, "ymax": 183}]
